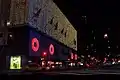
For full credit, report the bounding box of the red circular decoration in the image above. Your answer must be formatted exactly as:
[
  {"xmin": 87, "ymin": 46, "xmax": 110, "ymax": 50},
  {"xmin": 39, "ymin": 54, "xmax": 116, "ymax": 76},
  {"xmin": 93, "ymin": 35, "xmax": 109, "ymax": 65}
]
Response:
[
  {"xmin": 32, "ymin": 38, "xmax": 39, "ymax": 52},
  {"xmin": 49, "ymin": 44, "xmax": 54, "ymax": 55}
]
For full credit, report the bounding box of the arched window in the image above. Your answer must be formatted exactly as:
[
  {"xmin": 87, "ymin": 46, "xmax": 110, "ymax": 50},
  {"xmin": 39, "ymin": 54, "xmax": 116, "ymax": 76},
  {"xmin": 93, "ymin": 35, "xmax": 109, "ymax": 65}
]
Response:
[
  {"xmin": 74, "ymin": 39, "xmax": 76, "ymax": 45},
  {"xmin": 64, "ymin": 31, "xmax": 67, "ymax": 37},
  {"xmin": 61, "ymin": 28, "xmax": 64, "ymax": 34},
  {"xmin": 49, "ymin": 17, "xmax": 54, "ymax": 24},
  {"xmin": 54, "ymin": 22, "xmax": 58, "ymax": 30},
  {"xmin": 33, "ymin": 8, "xmax": 41, "ymax": 17}
]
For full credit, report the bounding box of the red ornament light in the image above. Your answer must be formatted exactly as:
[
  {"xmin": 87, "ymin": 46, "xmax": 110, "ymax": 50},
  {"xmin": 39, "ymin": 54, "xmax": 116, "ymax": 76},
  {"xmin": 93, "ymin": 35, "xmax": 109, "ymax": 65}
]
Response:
[
  {"xmin": 71, "ymin": 53, "xmax": 74, "ymax": 59},
  {"xmin": 75, "ymin": 54, "xmax": 78, "ymax": 60},
  {"xmin": 43, "ymin": 52, "xmax": 47, "ymax": 56},
  {"xmin": 103, "ymin": 58, "xmax": 107, "ymax": 63},
  {"xmin": 49, "ymin": 44, "xmax": 54, "ymax": 55},
  {"xmin": 32, "ymin": 38, "xmax": 39, "ymax": 52}
]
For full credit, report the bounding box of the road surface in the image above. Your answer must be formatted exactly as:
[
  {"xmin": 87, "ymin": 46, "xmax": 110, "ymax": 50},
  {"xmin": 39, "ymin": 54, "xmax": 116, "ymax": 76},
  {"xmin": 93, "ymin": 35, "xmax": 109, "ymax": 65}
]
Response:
[
  {"xmin": 42, "ymin": 69, "xmax": 120, "ymax": 75},
  {"xmin": 2, "ymin": 64, "xmax": 120, "ymax": 75},
  {"xmin": 1, "ymin": 69, "xmax": 120, "ymax": 75}
]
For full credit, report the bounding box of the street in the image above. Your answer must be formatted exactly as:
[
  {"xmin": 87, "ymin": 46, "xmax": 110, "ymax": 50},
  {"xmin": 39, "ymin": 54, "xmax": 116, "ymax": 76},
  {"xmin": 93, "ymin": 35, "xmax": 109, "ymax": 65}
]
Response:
[
  {"xmin": 1, "ymin": 63, "xmax": 120, "ymax": 75},
  {"xmin": 42, "ymin": 69, "xmax": 120, "ymax": 75},
  {"xmin": 2, "ymin": 68, "xmax": 120, "ymax": 75}
]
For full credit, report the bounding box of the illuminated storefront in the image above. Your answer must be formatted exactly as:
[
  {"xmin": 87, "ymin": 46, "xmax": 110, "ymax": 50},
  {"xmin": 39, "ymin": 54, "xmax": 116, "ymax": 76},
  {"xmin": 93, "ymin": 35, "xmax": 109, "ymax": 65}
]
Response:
[{"xmin": 2, "ymin": 26, "xmax": 77, "ymax": 71}]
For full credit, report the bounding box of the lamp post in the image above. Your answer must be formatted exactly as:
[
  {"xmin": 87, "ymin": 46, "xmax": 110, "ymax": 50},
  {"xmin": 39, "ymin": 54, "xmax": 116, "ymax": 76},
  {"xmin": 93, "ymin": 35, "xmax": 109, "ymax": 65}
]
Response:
[
  {"xmin": 104, "ymin": 33, "xmax": 111, "ymax": 57},
  {"xmin": 104, "ymin": 33, "xmax": 108, "ymax": 39}
]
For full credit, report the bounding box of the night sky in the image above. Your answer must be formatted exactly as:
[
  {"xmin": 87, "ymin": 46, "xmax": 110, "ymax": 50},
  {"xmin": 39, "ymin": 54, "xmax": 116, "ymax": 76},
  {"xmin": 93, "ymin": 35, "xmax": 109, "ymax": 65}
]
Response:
[{"xmin": 54, "ymin": 0, "xmax": 120, "ymax": 56}]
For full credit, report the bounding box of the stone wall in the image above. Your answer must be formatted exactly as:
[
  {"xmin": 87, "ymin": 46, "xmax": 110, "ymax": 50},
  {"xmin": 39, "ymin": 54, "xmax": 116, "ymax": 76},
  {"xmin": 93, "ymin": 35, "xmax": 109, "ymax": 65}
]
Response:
[{"xmin": 9, "ymin": 0, "xmax": 27, "ymax": 25}]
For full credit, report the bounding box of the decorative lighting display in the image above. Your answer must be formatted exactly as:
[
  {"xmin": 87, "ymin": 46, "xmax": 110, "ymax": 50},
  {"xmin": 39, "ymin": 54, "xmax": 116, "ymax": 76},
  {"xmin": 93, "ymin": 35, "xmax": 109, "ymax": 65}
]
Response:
[
  {"xmin": 29, "ymin": 28, "xmax": 76, "ymax": 61},
  {"xmin": 32, "ymin": 38, "xmax": 39, "ymax": 52},
  {"xmin": 49, "ymin": 44, "xmax": 55, "ymax": 55}
]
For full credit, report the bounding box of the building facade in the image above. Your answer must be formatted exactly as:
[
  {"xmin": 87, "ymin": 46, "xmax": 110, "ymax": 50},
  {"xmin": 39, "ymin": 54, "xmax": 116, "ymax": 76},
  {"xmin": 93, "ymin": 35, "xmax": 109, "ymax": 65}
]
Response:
[
  {"xmin": 0, "ymin": 0, "xmax": 77, "ymax": 71},
  {"xmin": 9, "ymin": 0, "xmax": 77, "ymax": 51},
  {"xmin": 0, "ymin": 0, "xmax": 11, "ymax": 45}
]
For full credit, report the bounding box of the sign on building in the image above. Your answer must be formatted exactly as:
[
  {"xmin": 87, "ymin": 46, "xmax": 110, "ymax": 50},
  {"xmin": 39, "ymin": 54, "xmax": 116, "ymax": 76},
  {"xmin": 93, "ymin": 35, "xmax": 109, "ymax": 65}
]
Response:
[{"xmin": 10, "ymin": 56, "xmax": 22, "ymax": 69}]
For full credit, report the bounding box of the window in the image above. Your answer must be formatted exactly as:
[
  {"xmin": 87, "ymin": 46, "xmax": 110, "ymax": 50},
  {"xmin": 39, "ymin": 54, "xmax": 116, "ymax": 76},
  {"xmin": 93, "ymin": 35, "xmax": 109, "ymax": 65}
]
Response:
[
  {"xmin": 61, "ymin": 28, "xmax": 64, "ymax": 34},
  {"xmin": 33, "ymin": 8, "xmax": 41, "ymax": 17},
  {"xmin": 64, "ymin": 31, "xmax": 67, "ymax": 37},
  {"xmin": 54, "ymin": 22, "xmax": 58, "ymax": 30},
  {"xmin": 49, "ymin": 17, "xmax": 54, "ymax": 24},
  {"xmin": 74, "ymin": 39, "xmax": 76, "ymax": 45}
]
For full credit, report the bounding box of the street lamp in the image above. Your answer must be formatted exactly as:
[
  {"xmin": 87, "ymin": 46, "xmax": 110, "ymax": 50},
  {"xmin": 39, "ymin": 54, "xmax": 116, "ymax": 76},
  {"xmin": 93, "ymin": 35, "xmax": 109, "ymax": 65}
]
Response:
[
  {"xmin": 43, "ymin": 52, "xmax": 47, "ymax": 56},
  {"xmin": 108, "ymin": 46, "xmax": 110, "ymax": 49},
  {"xmin": 104, "ymin": 33, "xmax": 108, "ymax": 38},
  {"xmin": 7, "ymin": 22, "xmax": 11, "ymax": 26}
]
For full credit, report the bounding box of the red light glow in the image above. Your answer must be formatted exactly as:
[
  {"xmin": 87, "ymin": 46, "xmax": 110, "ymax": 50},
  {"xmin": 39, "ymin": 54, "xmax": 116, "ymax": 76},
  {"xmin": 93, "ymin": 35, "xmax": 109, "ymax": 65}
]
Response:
[
  {"xmin": 32, "ymin": 38, "xmax": 39, "ymax": 52},
  {"xmin": 86, "ymin": 64, "xmax": 90, "ymax": 67},
  {"xmin": 43, "ymin": 52, "xmax": 47, "ymax": 56},
  {"xmin": 103, "ymin": 58, "xmax": 107, "ymax": 63},
  {"xmin": 75, "ymin": 54, "xmax": 78, "ymax": 60},
  {"xmin": 49, "ymin": 44, "xmax": 54, "ymax": 55},
  {"xmin": 71, "ymin": 53, "xmax": 74, "ymax": 59}
]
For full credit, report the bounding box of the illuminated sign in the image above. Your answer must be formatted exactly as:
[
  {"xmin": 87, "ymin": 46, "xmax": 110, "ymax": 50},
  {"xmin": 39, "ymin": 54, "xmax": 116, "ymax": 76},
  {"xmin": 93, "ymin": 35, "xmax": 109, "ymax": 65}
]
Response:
[
  {"xmin": 29, "ymin": 28, "xmax": 76, "ymax": 60},
  {"xmin": 49, "ymin": 44, "xmax": 54, "ymax": 55},
  {"xmin": 32, "ymin": 38, "xmax": 40, "ymax": 52},
  {"xmin": 10, "ymin": 56, "xmax": 22, "ymax": 69}
]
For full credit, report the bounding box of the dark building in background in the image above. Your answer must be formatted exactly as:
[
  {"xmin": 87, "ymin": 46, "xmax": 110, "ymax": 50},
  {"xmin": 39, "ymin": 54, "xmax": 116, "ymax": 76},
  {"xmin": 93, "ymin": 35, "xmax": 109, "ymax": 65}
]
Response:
[
  {"xmin": 78, "ymin": 16, "xmax": 120, "ymax": 58},
  {"xmin": 78, "ymin": 16, "xmax": 88, "ymax": 55},
  {"xmin": 0, "ymin": 0, "xmax": 11, "ymax": 71},
  {"xmin": 0, "ymin": 0, "xmax": 11, "ymax": 45},
  {"xmin": 84, "ymin": 16, "xmax": 120, "ymax": 57}
]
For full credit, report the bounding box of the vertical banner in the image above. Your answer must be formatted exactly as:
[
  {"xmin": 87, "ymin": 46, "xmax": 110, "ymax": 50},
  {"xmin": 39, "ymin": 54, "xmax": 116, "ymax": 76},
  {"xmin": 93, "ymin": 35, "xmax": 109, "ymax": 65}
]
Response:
[{"xmin": 10, "ymin": 56, "xmax": 22, "ymax": 69}]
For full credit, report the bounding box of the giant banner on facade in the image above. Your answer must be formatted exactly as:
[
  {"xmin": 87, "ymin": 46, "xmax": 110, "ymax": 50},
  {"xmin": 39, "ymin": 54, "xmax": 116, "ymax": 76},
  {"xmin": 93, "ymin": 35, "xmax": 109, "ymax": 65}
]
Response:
[{"xmin": 28, "ymin": 27, "xmax": 75, "ymax": 60}]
